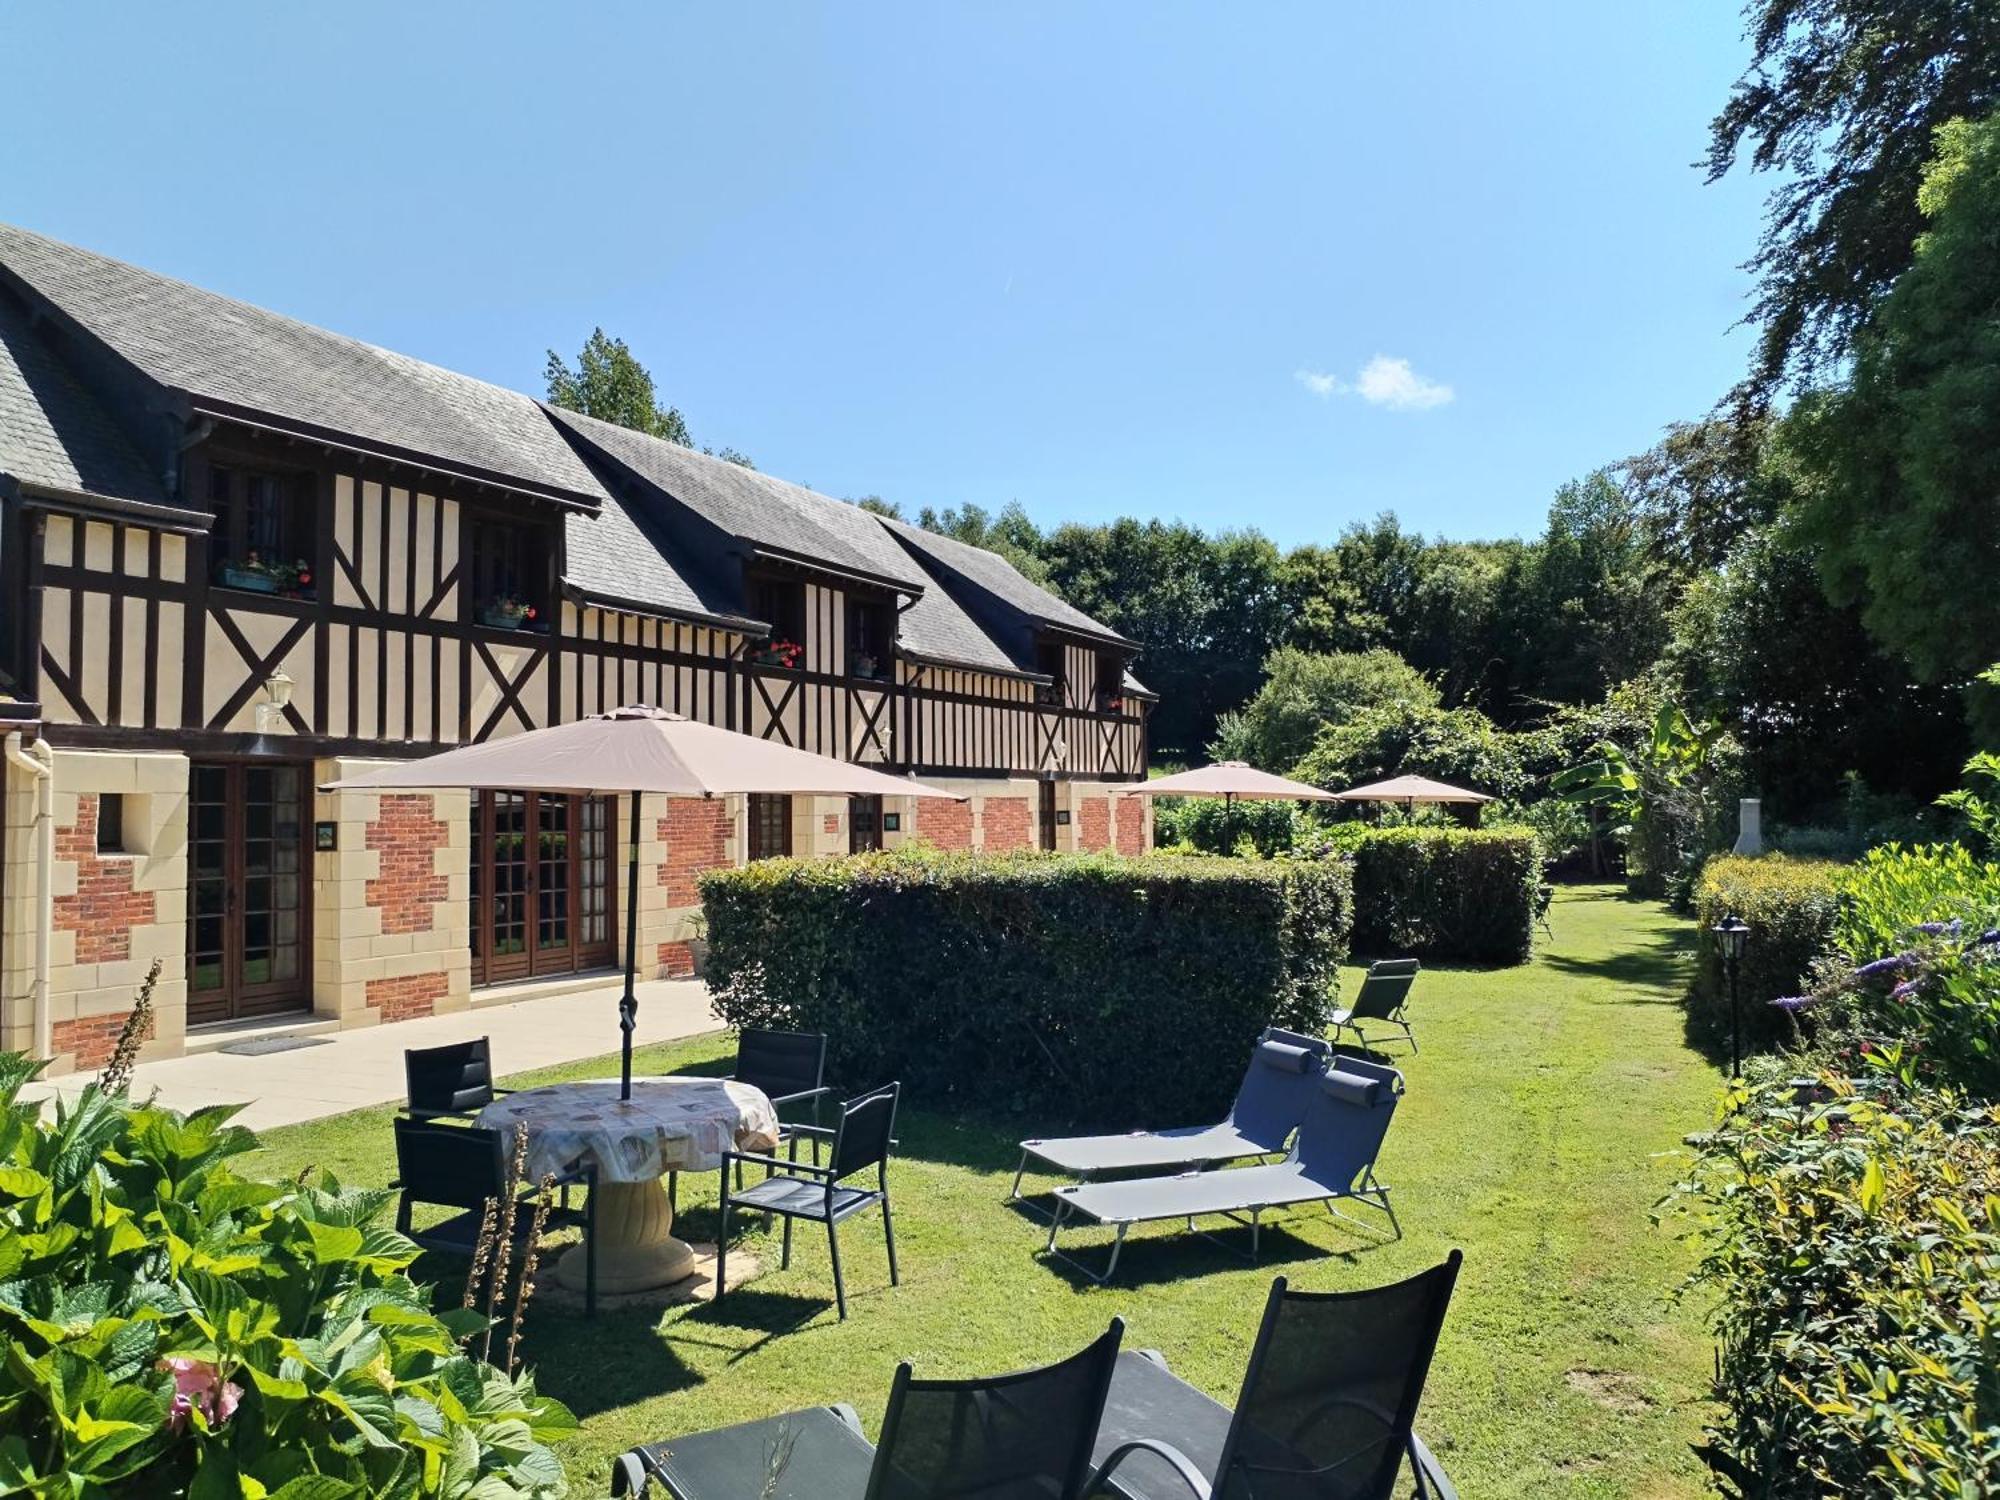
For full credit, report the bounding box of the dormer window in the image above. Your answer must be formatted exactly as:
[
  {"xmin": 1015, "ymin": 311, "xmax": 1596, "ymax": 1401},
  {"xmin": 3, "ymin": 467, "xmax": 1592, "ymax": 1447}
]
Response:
[
  {"xmin": 847, "ymin": 598, "xmax": 894, "ymax": 681},
  {"xmin": 209, "ymin": 464, "xmax": 315, "ymax": 597},
  {"xmin": 749, "ymin": 573, "xmax": 806, "ymax": 669},
  {"xmin": 468, "ymin": 515, "xmax": 551, "ymax": 632},
  {"xmin": 1034, "ymin": 639, "xmax": 1065, "ymax": 706}
]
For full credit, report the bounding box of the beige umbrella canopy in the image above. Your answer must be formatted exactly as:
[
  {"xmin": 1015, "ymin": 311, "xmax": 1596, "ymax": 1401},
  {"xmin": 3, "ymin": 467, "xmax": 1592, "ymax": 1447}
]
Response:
[
  {"xmin": 324, "ymin": 706, "xmax": 963, "ymax": 1097},
  {"xmin": 1117, "ymin": 761, "xmax": 1338, "ymax": 803},
  {"xmin": 1329, "ymin": 774, "xmax": 1493, "ymax": 806}
]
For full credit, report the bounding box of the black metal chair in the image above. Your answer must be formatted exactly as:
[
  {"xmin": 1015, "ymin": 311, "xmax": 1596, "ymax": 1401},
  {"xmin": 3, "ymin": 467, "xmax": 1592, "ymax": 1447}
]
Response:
[
  {"xmin": 390, "ymin": 1115, "xmax": 598, "ymax": 1316},
  {"xmin": 403, "ymin": 1036, "xmax": 509, "ymax": 1120},
  {"xmin": 716, "ymin": 1081, "xmax": 899, "ymax": 1319},
  {"xmin": 1087, "ymin": 1252, "xmax": 1465, "ymax": 1500},
  {"xmin": 668, "ymin": 1027, "xmax": 833, "ymax": 1210},
  {"xmin": 1329, "ymin": 959, "xmax": 1423, "ymax": 1053},
  {"xmin": 612, "ymin": 1317, "xmax": 1127, "ymax": 1499}
]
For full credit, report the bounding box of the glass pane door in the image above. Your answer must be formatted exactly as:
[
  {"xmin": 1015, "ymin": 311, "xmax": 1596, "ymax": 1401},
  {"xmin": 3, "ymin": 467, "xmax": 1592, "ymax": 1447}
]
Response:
[{"xmin": 185, "ymin": 762, "xmax": 310, "ymax": 1026}]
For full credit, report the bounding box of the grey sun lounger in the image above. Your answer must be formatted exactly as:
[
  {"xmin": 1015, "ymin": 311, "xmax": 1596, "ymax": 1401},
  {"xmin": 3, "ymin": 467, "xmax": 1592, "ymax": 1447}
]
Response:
[
  {"xmin": 1009, "ymin": 1028, "xmax": 1332, "ymax": 1215},
  {"xmin": 1040, "ymin": 1056, "xmax": 1404, "ymax": 1283},
  {"xmin": 1330, "ymin": 958, "xmax": 1422, "ymax": 1052}
]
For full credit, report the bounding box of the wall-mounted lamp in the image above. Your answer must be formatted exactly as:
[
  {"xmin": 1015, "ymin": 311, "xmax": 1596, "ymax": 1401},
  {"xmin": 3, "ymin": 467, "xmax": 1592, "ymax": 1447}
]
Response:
[{"xmin": 254, "ymin": 669, "xmax": 295, "ymax": 735}]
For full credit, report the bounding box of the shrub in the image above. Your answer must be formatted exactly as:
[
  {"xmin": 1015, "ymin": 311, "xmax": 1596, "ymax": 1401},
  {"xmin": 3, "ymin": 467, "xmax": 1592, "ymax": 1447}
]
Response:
[
  {"xmin": 1341, "ymin": 826, "xmax": 1544, "ymax": 965},
  {"xmin": 1690, "ymin": 855, "xmax": 1845, "ymax": 1053},
  {"xmin": 1835, "ymin": 843, "xmax": 2000, "ymax": 964},
  {"xmin": 0, "ymin": 1054, "xmax": 576, "ymax": 1497},
  {"xmin": 699, "ymin": 848, "xmax": 1352, "ymax": 1126},
  {"xmin": 1151, "ymin": 796, "xmax": 1310, "ymax": 857},
  {"xmin": 1671, "ymin": 1075, "xmax": 2000, "ymax": 1496},
  {"xmin": 1206, "ymin": 646, "xmax": 1439, "ymax": 771},
  {"xmin": 1291, "ymin": 701, "xmax": 1530, "ymax": 803}
]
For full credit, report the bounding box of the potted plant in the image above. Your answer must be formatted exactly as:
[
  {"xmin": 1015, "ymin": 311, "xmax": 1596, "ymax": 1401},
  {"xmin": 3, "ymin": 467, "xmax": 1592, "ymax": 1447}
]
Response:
[
  {"xmin": 479, "ymin": 594, "xmax": 540, "ymax": 630},
  {"xmin": 215, "ymin": 551, "xmax": 312, "ymax": 597},
  {"xmin": 752, "ymin": 638, "xmax": 803, "ymax": 669},
  {"xmin": 852, "ymin": 650, "xmax": 881, "ymax": 680}
]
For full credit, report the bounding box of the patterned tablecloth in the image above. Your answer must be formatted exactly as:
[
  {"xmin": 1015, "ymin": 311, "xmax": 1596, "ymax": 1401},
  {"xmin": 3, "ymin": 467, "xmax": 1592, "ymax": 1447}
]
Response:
[{"xmin": 476, "ymin": 1078, "xmax": 779, "ymax": 1185}]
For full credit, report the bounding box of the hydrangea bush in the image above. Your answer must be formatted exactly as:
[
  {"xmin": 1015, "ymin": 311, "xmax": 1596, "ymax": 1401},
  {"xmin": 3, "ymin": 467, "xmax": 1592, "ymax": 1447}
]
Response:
[{"xmin": 0, "ymin": 1053, "xmax": 577, "ymax": 1498}]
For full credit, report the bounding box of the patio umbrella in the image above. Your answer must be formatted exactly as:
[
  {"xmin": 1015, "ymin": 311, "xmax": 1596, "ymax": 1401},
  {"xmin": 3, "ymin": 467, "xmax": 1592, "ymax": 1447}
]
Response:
[
  {"xmin": 1116, "ymin": 761, "xmax": 1336, "ymax": 848},
  {"xmin": 324, "ymin": 705, "xmax": 964, "ymax": 1098},
  {"xmin": 1330, "ymin": 774, "xmax": 1494, "ymax": 817}
]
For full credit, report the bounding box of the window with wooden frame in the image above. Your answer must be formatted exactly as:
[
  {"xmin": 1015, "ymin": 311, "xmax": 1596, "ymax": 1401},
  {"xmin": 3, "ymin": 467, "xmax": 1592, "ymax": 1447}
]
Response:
[
  {"xmin": 846, "ymin": 597, "xmax": 894, "ymax": 681},
  {"xmin": 466, "ymin": 515, "xmax": 552, "ymax": 632},
  {"xmin": 748, "ymin": 793, "xmax": 793, "ymax": 860},
  {"xmin": 1096, "ymin": 650, "xmax": 1127, "ymax": 713},
  {"xmin": 748, "ymin": 573, "xmax": 806, "ymax": 669},
  {"xmin": 207, "ymin": 463, "xmax": 316, "ymax": 597},
  {"xmin": 1034, "ymin": 638, "xmax": 1066, "ymax": 706}
]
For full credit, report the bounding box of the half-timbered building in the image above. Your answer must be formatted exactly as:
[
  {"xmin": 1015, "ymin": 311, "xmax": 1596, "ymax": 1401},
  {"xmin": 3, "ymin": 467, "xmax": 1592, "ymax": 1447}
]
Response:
[{"xmin": 0, "ymin": 223, "xmax": 1154, "ymax": 1074}]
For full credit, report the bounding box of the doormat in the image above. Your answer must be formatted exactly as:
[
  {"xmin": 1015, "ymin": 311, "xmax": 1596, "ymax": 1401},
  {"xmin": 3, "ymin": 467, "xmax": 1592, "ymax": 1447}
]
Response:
[{"xmin": 217, "ymin": 1035, "xmax": 333, "ymax": 1057}]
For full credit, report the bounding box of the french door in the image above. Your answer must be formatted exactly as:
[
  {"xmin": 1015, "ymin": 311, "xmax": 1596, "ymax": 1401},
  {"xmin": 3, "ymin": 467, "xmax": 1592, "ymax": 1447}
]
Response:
[
  {"xmin": 187, "ymin": 762, "xmax": 311, "ymax": 1026},
  {"xmin": 469, "ymin": 791, "xmax": 615, "ymax": 985},
  {"xmin": 1038, "ymin": 779, "xmax": 1059, "ymax": 851}
]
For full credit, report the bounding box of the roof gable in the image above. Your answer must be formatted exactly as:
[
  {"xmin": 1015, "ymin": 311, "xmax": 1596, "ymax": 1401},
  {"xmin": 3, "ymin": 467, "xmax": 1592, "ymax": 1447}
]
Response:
[
  {"xmin": 0, "ymin": 287, "xmax": 167, "ymax": 509},
  {"xmin": 0, "ymin": 222, "xmax": 609, "ymax": 508}
]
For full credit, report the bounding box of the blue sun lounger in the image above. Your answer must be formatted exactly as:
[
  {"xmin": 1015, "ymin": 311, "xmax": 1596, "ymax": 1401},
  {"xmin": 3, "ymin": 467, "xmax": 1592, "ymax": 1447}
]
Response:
[
  {"xmin": 1040, "ymin": 1056, "xmax": 1404, "ymax": 1283},
  {"xmin": 1009, "ymin": 1029, "xmax": 1332, "ymax": 1215}
]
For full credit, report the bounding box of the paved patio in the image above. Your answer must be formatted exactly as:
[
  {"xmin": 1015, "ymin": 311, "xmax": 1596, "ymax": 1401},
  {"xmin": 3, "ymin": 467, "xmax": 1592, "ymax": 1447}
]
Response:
[{"xmin": 21, "ymin": 977, "xmax": 723, "ymax": 1131}]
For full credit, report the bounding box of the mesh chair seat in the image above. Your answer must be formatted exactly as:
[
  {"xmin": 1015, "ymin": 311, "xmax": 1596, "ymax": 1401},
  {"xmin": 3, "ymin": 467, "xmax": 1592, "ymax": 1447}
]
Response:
[
  {"xmin": 615, "ymin": 1322, "xmax": 1127, "ymax": 1500},
  {"xmin": 613, "ymin": 1406, "xmax": 873, "ymax": 1500},
  {"xmin": 1054, "ymin": 1160, "xmax": 1344, "ymax": 1226},
  {"xmin": 1020, "ymin": 1121, "xmax": 1272, "ymax": 1177},
  {"xmin": 728, "ymin": 1175, "xmax": 881, "ymax": 1223}
]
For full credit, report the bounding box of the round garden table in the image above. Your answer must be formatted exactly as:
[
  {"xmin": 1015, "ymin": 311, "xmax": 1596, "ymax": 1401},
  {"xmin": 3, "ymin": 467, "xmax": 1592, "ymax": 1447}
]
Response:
[{"xmin": 476, "ymin": 1078, "xmax": 779, "ymax": 1294}]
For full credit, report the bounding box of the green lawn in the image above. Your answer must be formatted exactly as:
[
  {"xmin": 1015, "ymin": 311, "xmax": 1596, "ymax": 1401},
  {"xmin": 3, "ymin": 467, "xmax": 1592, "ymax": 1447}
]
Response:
[{"xmin": 251, "ymin": 886, "xmax": 1718, "ymax": 1497}]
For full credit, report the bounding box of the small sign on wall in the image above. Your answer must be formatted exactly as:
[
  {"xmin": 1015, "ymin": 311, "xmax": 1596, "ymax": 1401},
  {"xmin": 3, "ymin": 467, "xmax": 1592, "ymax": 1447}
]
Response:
[
  {"xmin": 1055, "ymin": 810, "xmax": 1071, "ymax": 826},
  {"xmin": 314, "ymin": 821, "xmax": 339, "ymax": 852},
  {"xmin": 882, "ymin": 812, "xmax": 902, "ymax": 832}
]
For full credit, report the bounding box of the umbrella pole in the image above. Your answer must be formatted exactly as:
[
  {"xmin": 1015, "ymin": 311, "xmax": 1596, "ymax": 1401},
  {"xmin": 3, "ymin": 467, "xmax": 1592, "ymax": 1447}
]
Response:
[{"xmin": 620, "ymin": 790, "xmax": 642, "ymax": 1101}]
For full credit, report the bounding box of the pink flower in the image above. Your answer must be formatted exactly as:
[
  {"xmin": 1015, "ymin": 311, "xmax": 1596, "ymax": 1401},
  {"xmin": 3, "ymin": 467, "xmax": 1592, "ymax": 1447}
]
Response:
[{"xmin": 160, "ymin": 1357, "xmax": 243, "ymax": 1433}]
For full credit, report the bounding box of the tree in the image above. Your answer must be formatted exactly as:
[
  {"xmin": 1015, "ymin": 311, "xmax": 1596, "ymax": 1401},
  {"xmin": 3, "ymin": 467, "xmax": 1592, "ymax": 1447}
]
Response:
[
  {"xmin": 1705, "ymin": 0, "xmax": 2000, "ymax": 404},
  {"xmin": 1619, "ymin": 415, "xmax": 1784, "ymax": 572},
  {"xmin": 1787, "ymin": 111, "xmax": 2000, "ymax": 685},
  {"xmin": 1040, "ymin": 520, "xmax": 1285, "ymax": 761},
  {"xmin": 1291, "ymin": 700, "xmax": 1529, "ymax": 801},
  {"xmin": 1209, "ymin": 647, "xmax": 1438, "ymax": 772},
  {"xmin": 544, "ymin": 328, "xmax": 753, "ymax": 466}
]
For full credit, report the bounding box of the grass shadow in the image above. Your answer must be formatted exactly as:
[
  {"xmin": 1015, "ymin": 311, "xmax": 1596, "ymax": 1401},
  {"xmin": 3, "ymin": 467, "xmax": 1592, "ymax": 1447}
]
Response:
[
  {"xmin": 1036, "ymin": 1217, "xmax": 1379, "ymax": 1290},
  {"xmin": 1543, "ymin": 932, "xmax": 1693, "ymax": 993}
]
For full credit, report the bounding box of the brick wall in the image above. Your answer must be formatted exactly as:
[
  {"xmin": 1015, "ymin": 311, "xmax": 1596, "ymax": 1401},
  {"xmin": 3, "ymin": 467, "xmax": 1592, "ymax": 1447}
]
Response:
[
  {"xmin": 982, "ymin": 795, "xmax": 1032, "ymax": 852},
  {"xmin": 659, "ymin": 799, "xmax": 733, "ymax": 907},
  {"xmin": 364, "ymin": 794, "xmax": 451, "ymax": 934},
  {"xmin": 918, "ymin": 797, "xmax": 974, "ymax": 849},
  {"xmin": 1077, "ymin": 795, "xmax": 1112, "ymax": 852},
  {"xmin": 52, "ymin": 1007, "xmax": 156, "ymax": 1071},
  {"xmin": 52, "ymin": 795, "xmax": 158, "ymax": 965},
  {"xmin": 823, "ymin": 813, "xmax": 841, "ymax": 836},
  {"xmin": 366, "ymin": 970, "xmax": 448, "ymax": 1023},
  {"xmin": 1114, "ymin": 795, "xmax": 1147, "ymax": 855},
  {"xmin": 657, "ymin": 941, "xmax": 698, "ymax": 977}
]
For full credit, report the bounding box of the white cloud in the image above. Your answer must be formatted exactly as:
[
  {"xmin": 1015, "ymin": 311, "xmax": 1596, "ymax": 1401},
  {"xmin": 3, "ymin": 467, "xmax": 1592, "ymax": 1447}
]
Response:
[{"xmin": 1295, "ymin": 355, "xmax": 1454, "ymax": 412}]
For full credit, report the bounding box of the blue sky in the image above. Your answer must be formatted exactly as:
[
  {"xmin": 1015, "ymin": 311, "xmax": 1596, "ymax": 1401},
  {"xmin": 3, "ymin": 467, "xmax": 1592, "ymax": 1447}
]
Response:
[{"xmin": 5, "ymin": 3, "xmax": 1766, "ymax": 547}]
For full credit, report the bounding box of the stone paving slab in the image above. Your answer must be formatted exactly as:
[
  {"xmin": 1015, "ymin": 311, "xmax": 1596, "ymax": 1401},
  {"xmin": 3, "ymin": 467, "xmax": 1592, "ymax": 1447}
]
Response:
[{"xmin": 21, "ymin": 977, "xmax": 724, "ymax": 1132}]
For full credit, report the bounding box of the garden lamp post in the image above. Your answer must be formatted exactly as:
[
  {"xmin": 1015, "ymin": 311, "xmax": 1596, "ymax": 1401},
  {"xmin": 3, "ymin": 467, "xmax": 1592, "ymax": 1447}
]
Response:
[{"xmin": 1714, "ymin": 912, "xmax": 1750, "ymax": 1078}]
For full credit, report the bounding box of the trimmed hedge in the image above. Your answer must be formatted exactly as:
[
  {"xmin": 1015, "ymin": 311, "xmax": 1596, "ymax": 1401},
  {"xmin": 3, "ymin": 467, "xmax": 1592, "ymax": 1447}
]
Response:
[
  {"xmin": 699, "ymin": 849, "xmax": 1352, "ymax": 1126},
  {"xmin": 1340, "ymin": 826, "xmax": 1544, "ymax": 965},
  {"xmin": 1690, "ymin": 855, "xmax": 1844, "ymax": 1052}
]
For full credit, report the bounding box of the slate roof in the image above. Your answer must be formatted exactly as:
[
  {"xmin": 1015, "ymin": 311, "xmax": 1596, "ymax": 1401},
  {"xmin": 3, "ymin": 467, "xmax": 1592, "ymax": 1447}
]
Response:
[
  {"xmin": 545, "ymin": 405, "xmax": 928, "ymax": 594},
  {"xmin": 0, "ymin": 287, "xmax": 167, "ymax": 509},
  {"xmin": 877, "ymin": 515, "xmax": 1132, "ymax": 648},
  {"xmin": 0, "ymin": 222, "xmax": 609, "ymax": 508},
  {"xmin": 562, "ymin": 488, "xmax": 752, "ymax": 629}
]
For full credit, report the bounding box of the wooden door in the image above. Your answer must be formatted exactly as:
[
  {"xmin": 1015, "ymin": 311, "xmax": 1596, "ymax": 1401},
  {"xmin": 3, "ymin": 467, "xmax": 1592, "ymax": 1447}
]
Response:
[
  {"xmin": 187, "ymin": 762, "xmax": 311, "ymax": 1026},
  {"xmin": 470, "ymin": 791, "xmax": 614, "ymax": 985},
  {"xmin": 849, "ymin": 795, "xmax": 883, "ymax": 854},
  {"xmin": 1038, "ymin": 780, "xmax": 1059, "ymax": 851}
]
